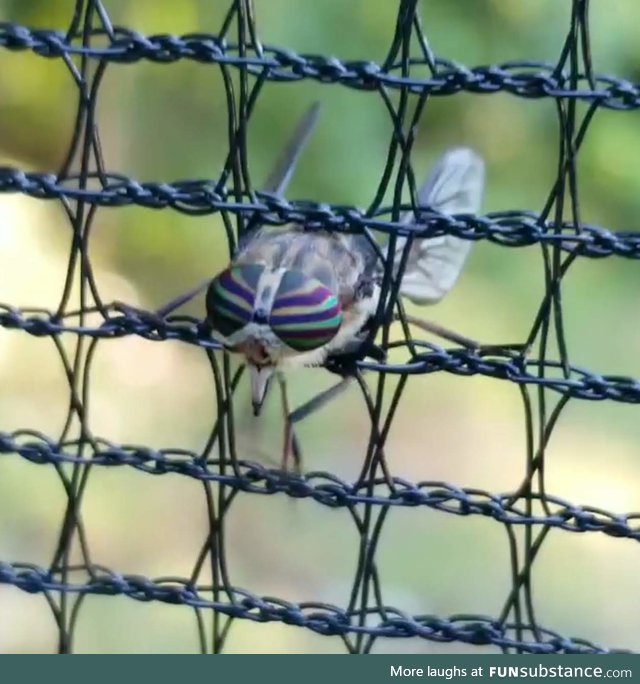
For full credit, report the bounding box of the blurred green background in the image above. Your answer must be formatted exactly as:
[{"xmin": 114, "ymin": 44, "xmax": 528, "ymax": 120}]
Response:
[{"xmin": 0, "ymin": 0, "xmax": 639, "ymax": 654}]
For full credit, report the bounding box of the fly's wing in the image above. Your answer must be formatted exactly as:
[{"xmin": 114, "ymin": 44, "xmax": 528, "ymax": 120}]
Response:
[
  {"xmin": 263, "ymin": 102, "xmax": 320, "ymax": 196},
  {"xmin": 391, "ymin": 148, "xmax": 485, "ymax": 305},
  {"xmin": 239, "ymin": 102, "xmax": 320, "ymax": 250}
]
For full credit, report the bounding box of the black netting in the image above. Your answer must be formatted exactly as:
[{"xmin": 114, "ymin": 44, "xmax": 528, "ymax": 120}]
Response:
[{"xmin": 0, "ymin": 0, "xmax": 638, "ymax": 654}]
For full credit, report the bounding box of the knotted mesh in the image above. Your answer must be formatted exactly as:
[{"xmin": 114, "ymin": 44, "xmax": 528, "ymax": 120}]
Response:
[{"xmin": 0, "ymin": 0, "xmax": 638, "ymax": 654}]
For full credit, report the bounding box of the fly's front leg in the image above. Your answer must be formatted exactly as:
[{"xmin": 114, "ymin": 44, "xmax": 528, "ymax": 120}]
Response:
[{"xmin": 112, "ymin": 278, "xmax": 212, "ymax": 324}]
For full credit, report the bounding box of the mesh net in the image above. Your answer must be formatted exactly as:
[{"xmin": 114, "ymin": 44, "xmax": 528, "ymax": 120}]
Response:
[{"xmin": 0, "ymin": 0, "xmax": 639, "ymax": 654}]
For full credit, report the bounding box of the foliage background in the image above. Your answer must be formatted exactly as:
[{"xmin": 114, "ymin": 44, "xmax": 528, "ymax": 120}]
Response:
[{"xmin": 0, "ymin": 0, "xmax": 638, "ymax": 653}]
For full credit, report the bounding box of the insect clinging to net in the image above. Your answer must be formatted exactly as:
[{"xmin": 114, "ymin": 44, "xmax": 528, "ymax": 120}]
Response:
[{"xmin": 202, "ymin": 104, "xmax": 485, "ymax": 471}]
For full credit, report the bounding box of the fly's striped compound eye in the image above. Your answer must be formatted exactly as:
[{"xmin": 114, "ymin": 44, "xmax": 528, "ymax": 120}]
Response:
[
  {"xmin": 206, "ymin": 264, "xmax": 264, "ymax": 338},
  {"xmin": 269, "ymin": 270, "xmax": 342, "ymax": 352}
]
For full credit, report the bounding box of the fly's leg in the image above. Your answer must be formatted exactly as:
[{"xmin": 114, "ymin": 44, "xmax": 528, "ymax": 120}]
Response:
[
  {"xmin": 112, "ymin": 279, "xmax": 212, "ymax": 324},
  {"xmin": 277, "ymin": 373, "xmax": 355, "ymax": 474},
  {"xmin": 277, "ymin": 373, "xmax": 300, "ymax": 474},
  {"xmin": 397, "ymin": 313, "xmax": 526, "ymax": 356}
]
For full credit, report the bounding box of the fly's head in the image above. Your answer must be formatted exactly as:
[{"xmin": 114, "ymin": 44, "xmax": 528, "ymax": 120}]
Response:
[{"xmin": 206, "ymin": 263, "xmax": 343, "ymax": 414}]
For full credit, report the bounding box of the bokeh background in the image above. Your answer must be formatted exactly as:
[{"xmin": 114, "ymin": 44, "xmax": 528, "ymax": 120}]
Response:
[{"xmin": 0, "ymin": 0, "xmax": 639, "ymax": 653}]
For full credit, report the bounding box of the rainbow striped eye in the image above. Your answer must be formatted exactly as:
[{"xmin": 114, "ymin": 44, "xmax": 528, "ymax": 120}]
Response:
[
  {"xmin": 206, "ymin": 264, "xmax": 264, "ymax": 338},
  {"xmin": 269, "ymin": 270, "xmax": 342, "ymax": 352}
]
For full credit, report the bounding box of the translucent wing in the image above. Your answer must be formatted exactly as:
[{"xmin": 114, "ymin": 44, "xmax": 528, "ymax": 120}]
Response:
[
  {"xmin": 392, "ymin": 148, "xmax": 485, "ymax": 305},
  {"xmin": 263, "ymin": 101, "xmax": 320, "ymax": 196},
  {"xmin": 240, "ymin": 102, "xmax": 321, "ymax": 250}
]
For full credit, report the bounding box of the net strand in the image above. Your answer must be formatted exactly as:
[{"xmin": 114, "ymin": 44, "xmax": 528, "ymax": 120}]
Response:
[
  {"xmin": 1, "ymin": 174, "xmax": 639, "ymax": 258},
  {"xmin": 1, "ymin": 24, "xmax": 640, "ymax": 110}
]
